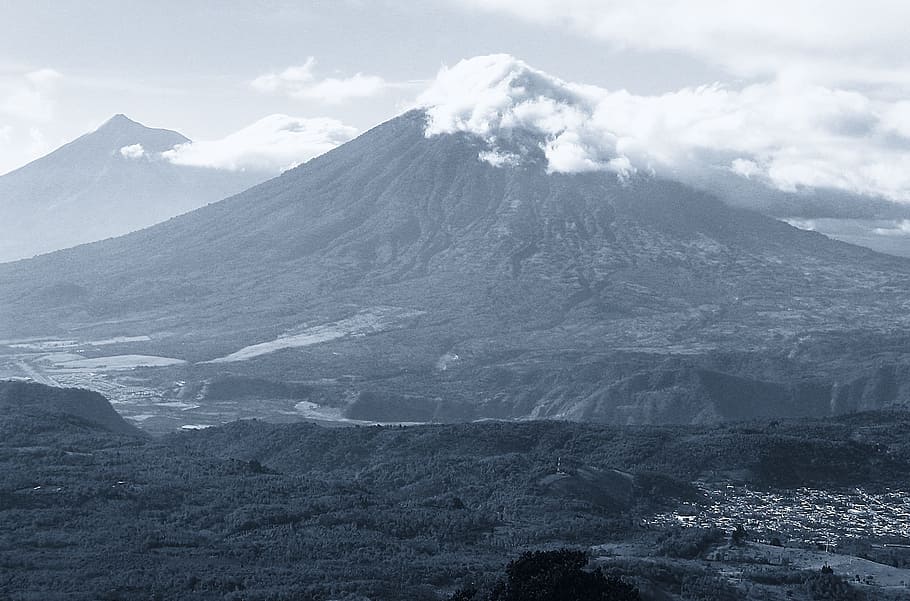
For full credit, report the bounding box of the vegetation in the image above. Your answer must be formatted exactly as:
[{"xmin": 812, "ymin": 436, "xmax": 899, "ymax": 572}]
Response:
[
  {"xmin": 451, "ymin": 549, "xmax": 640, "ymax": 601},
  {"xmin": 654, "ymin": 527, "xmax": 725, "ymax": 559},
  {"xmin": 0, "ymin": 387, "xmax": 906, "ymax": 599}
]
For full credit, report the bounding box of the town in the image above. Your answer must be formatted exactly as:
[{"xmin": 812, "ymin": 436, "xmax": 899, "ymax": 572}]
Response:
[{"xmin": 644, "ymin": 483, "xmax": 910, "ymax": 546}]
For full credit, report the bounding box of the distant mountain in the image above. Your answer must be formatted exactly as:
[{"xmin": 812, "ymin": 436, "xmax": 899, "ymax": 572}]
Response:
[
  {"xmin": 0, "ymin": 115, "xmax": 267, "ymax": 262},
  {"xmin": 0, "ymin": 380, "xmax": 142, "ymax": 436},
  {"xmin": 681, "ymin": 167, "xmax": 910, "ymax": 258},
  {"xmin": 682, "ymin": 167, "xmax": 910, "ymax": 220},
  {"xmin": 3, "ymin": 110, "xmax": 910, "ymax": 423}
]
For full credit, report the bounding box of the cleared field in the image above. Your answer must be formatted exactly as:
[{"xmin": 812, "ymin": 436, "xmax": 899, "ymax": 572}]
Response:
[
  {"xmin": 206, "ymin": 306, "xmax": 425, "ymax": 363},
  {"xmin": 52, "ymin": 354, "xmax": 186, "ymax": 370},
  {"xmin": 748, "ymin": 542, "xmax": 910, "ymax": 589}
]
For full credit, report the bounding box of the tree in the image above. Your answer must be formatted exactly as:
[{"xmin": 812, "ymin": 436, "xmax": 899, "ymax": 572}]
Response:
[
  {"xmin": 485, "ymin": 549, "xmax": 641, "ymax": 601},
  {"xmin": 731, "ymin": 523, "xmax": 748, "ymax": 545},
  {"xmin": 803, "ymin": 569, "xmax": 865, "ymax": 601}
]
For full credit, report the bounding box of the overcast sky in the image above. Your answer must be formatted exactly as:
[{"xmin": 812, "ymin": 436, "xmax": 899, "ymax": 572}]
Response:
[{"xmin": 2, "ymin": 1, "xmax": 909, "ymax": 201}]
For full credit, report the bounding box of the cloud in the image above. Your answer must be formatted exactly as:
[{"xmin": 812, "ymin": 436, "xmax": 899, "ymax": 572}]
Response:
[
  {"xmin": 873, "ymin": 220, "xmax": 910, "ymax": 237},
  {"xmin": 293, "ymin": 74, "xmax": 388, "ymax": 103},
  {"xmin": 418, "ymin": 55, "xmax": 632, "ymax": 177},
  {"xmin": 881, "ymin": 101, "xmax": 910, "ymax": 139},
  {"xmin": 250, "ymin": 58, "xmax": 317, "ymax": 93},
  {"xmin": 119, "ymin": 143, "xmax": 146, "ymax": 159},
  {"xmin": 0, "ymin": 125, "xmax": 61, "ymax": 175},
  {"xmin": 417, "ymin": 54, "xmax": 910, "ymax": 202},
  {"xmin": 782, "ymin": 218, "xmax": 817, "ymax": 232},
  {"xmin": 161, "ymin": 114, "xmax": 358, "ymax": 172},
  {"xmin": 251, "ymin": 57, "xmax": 389, "ymax": 103},
  {"xmin": 451, "ymin": 1, "xmax": 910, "ymax": 91},
  {"xmin": 25, "ymin": 127, "xmax": 52, "ymax": 159},
  {"xmin": 477, "ymin": 149, "xmax": 521, "ymax": 168},
  {"xmin": 25, "ymin": 68, "xmax": 63, "ymax": 87},
  {"xmin": 0, "ymin": 68, "xmax": 62, "ymax": 122},
  {"xmin": 730, "ymin": 159, "xmax": 761, "ymax": 179}
]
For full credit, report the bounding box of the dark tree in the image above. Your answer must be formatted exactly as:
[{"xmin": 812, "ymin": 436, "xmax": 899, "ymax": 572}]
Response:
[
  {"xmin": 731, "ymin": 523, "xmax": 748, "ymax": 545},
  {"xmin": 450, "ymin": 587, "xmax": 480, "ymax": 601},
  {"xmin": 487, "ymin": 549, "xmax": 640, "ymax": 601},
  {"xmin": 803, "ymin": 571, "xmax": 865, "ymax": 601}
]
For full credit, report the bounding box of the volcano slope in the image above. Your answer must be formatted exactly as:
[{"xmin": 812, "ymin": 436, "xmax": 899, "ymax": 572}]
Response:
[{"xmin": 2, "ymin": 110, "xmax": 910, "ymax": 424}]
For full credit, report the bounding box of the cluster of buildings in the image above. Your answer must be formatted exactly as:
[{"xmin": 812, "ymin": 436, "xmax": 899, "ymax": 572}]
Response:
[{"xmin": 644, "ymin": 484, "xmax": 910, "ymax": 546}]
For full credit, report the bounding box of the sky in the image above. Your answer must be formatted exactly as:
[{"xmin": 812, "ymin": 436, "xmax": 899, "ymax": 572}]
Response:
[{"xmin": 2, "ymin": 1, "xmax": 909, "ymax": 202}]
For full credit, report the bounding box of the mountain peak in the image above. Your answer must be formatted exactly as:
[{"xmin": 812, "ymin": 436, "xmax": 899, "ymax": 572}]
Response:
[
  {"xmin": 81, "ymin": 114, "xmax": 190, "ymax": 151},
  {"xmin": 418, "ymin": 54, "xmax": 630, "ymax": 176},
  {"xmin": 97, "ymin": 113, "xmax": 145, "ymax": 133}
]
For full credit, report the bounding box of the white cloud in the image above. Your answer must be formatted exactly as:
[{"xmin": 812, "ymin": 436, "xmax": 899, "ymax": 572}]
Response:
[
  {"xmin": 0, "ymin": 125, "xmax": 61, "ymax": 175},
  {"xmin": 478, "ymin": 149, "xmax": 521, "ymax": 168},
  {"xmin": 250, "ymin": 58, "xmax": 317, "ymax": 94},
  {"xmin": 417, "ymin": 54, "xmax": 910, "ymax": 201},
  {"xmin": 418, "ymin": 55, "xmax": 630, "ymax": 176},
  {"xmin": 161, "ymin": 114, "xmax": 358, "ymax": 172},
  {"xmin": 881, "ymin": 101, "xmax": 910, "ymax": 139},
  {"xmin": 252, "ymin": 57, "xmax": 389, "ymax": 103},
  {"xmin": 452, "ymin": 1, "xmax": 910, "ymax": 90},
  {"xmin": 438, "ymin": 4, "xmax": 910, "ymax": 201},
  {"xmin": 25, "ymin": 127, "xmax": 52, "ymax": 159},
  {"xmin": 293, "ymin": 73, "xmax": 387, "ymax": 104},
  {"xmin": 782, "ymin": 218, "xmax": 818, "ymax": 232},
  {"xmin": 730, "ymin": 159, "xmax": 761, "ymax": 179},
  {"xmin": 873, "ymin": 220, "xmax": 910, "ymax": 236},
  {"xmin": 0, "ymin": 68, "xmax": 62, "ymax": 122},
  {"xmin": 119, "ymin": 143, "xmax": 146, "ymax": 159},
  {"xmin": 25, "ymin": 68, "xmax": 63, "ymax": 87}
]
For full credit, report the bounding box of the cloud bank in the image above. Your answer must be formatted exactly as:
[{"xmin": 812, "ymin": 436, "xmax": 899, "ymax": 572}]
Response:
[
  {"xmin": 417, "ymin": 55, "xmax": 910, "ymax": 202},
  {"xmin": 159, "ymin": 114, "xmax": 358, "ymax": 172},
  {"xmin": 252, "ymin": 58, "xmax": 388, "ymax": 104},
  {"xmin": 453, "ymin": 1, "xmax": 910, "ymax": 91}
]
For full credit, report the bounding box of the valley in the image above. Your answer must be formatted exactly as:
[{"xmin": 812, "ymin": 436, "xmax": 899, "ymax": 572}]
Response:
[{"xmin": 0, "ymin": 318, "xmax": 437, "ymax": 433}]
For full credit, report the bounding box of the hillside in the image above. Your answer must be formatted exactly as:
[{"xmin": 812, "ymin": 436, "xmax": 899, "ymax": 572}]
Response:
[{"xmin": 0, "ymin": 380, "xmax": 143, "ymax": 438}]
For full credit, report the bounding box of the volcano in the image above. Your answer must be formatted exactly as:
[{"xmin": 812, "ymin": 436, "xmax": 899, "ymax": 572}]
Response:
[
  {"xmin": 3, "ymin": 62, "xmax": 910, "ymax": 425},
  {"xmin": 0, "ymin": 114, "xmax": 266, "ymax": 262}
]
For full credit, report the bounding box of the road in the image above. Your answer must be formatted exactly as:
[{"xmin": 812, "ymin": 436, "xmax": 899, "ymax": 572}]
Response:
[{"xmin": 14, "ymin": 359, "xmax": 60, "ymax": 386}]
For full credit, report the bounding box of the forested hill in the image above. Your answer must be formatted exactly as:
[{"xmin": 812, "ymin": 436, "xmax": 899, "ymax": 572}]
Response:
[
  {"xmin": 0, "ymin": 380, "xmax": 144, "ymax": 438},
  {"xmin": 1, "ymin": 383, "xmax": 908, "ymax": 599}
]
